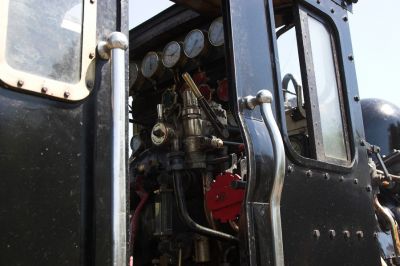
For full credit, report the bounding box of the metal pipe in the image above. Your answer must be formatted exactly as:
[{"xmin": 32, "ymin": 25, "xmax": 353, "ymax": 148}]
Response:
[
  {"xmin": 374, "ymin": 196, "xmax": 400, "ymax": 257},
  {"xmin": 172, "ymin": 170, "xmax": 238, "ymax": 242},
  {"xmin": 98, "ymin": 32, "xmax": 129, "ymax": 266}
]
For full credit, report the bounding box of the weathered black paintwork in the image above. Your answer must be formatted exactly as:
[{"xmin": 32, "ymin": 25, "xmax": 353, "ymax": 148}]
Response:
[
  {"xmin": 0, "ymin": 0, "xmax": 129, "ymax": 265},
  {"xmin": 223, "ymin": 0, "xmax": 380, "ymax": 265},
  {"xmin": 361, "ymin": 98, "xmax": 400, "ymax": 156}
]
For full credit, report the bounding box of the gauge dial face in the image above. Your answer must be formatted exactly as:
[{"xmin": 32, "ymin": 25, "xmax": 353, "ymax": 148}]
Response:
[
  {"xmin": 208, "ymin": 17, "xmax": 224, "ymax": 47},
  {"xmin": 141, "ymin": 52, "xmax": 161, "ymax": 78},
  {"xmin": 129, "ymin": 62, "xmax": 139, "ymax": 88},
  {"xmin": 162, "ymin": 41, "xmax": 182, "ymax": 68},
  {"xmin": 183, "ymin": 29, "xmax": 205, "ymax": 58}
]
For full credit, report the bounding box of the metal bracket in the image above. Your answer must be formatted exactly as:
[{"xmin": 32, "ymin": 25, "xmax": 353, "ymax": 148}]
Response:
[{"xmin": 242, "ymin": 90, "xmax": 286, "ymax": 266}]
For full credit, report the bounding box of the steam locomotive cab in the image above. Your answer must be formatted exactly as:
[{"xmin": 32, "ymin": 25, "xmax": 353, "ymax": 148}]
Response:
[{"xmin": 0, "ymin": 0, "xmax": 399, "ymax": 265}]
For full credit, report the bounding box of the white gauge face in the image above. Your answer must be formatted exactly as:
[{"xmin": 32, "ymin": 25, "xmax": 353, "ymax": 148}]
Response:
[
  {"xmin": 129, "ymin": 62, "xmax": 139, "ymax": 88},
  {"xmin": 162, "ymin": 41, "xmax": 182, "ymax": 68},
  {"xmin": 183, "ymin": 29, "xmax": 205, "ymax": 58},
  {"xmin": 209, "ymin": 17, "xmax": 224, "ymax": 47},
  {"xmin": 141, "ymin": 52, "xmax": 160, "ymax": 78}
]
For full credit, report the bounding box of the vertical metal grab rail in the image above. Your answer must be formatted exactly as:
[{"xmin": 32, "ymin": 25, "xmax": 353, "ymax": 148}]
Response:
[
  {"xmin": 243, "ymin": 90, "xmax": 286, "ymax": 266},
  {"xmin": 98, "ymin": 32, "xmax": 129, "ymax": 266}
]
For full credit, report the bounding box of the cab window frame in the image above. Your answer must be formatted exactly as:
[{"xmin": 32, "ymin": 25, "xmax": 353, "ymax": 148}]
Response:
[
  {"xmin": 276, "ymin": 3, "xmax": 352, "ymax": 167},
  {"xmin": 0, "ymin": 0, "xmax": 97, "ymax": 101}
]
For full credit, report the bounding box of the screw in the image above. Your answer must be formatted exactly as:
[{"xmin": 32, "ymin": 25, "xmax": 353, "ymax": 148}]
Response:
[
  {"xmin": 354, "ymin": 178, "xmax": 359, "ymax": 184},
  {"xmin": 354, "ymin": 95, "xmax": 360, "ymax": 102},
  {"xmin": 348, "ymin": 54, "xmax": 354, "ymax": 61},
  {"xmin": 306, "ymin": 170, "xmax": 312, "ymax": 178},
  {"xmin": 41, "ymin": 87, "xmax": 48, "ymax": 94},
  {"xmin": 343, "ymin": 16, "xmax": 348, "ymax": 22},
  {"xmin": 329, "ymin": 230, "xmax": 336, "ymax": 239},
  {"xmin": 17, "ymin": 80, "xmax": 24, "ymax": 87},
  {"xmin": 324, "ymin": 173, "xmax": 330, "ymax": 180},
  {"xmin": 89, "ymin": 52, "xmax": 95, "ymax": 59},
  {"xmin": 356, "ymin": 231, "xmax": 364, "ymax": 239},
  {"xmin": 339, "ymin": 176, "xmax": 345, "ymax": 182},
  {"xmin": 313, "ymin": 229, "xmax": 320, "ymax": 239},
  {"xmin": 366, "ymin": 185, "xmax": 372, "ymax": 192},
  {"xmin": 343, "ymin": 230, "xmax": 350, "ymax": 240},
  {"xmin": 64, "ymin": 91, "xmax": 70, "ymax": 98},
  {"xmin": 288, "ymin": 165, "xmax": 294, "ymax": 173}
]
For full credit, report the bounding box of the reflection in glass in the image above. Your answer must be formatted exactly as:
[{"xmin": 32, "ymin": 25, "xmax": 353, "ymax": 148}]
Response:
[
  {"xmin": 308, "ymin": 16, "xmax": 347, "ymax": 160},
  {"xmin": 6, "ymin": 0, "xmax": 83, "ymax": 83}
]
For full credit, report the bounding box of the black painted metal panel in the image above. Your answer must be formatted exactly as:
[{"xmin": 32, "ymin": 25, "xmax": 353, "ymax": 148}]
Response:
[{"xmin": 0, "ymin": 0, "xmax": 128, "ymax": 264}]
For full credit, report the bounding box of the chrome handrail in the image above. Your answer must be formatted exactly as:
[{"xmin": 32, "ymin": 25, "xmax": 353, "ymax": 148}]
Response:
[
  {"xmin": 243, "ymin": 90, "xmax": 286, "ymax": 266},
  {"xmin": 98, "ymin": 32, "xmax": 129, "ymax": 266}
]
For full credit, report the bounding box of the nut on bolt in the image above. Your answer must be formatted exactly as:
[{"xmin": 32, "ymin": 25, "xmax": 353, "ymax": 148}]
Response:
[
  {"xmin": 343, "ymin": 230, "xmax": 350, "ymax": 240},
  {"xmin": 356, "ymin": 231, "xmax": 364, "ymax": 239}
]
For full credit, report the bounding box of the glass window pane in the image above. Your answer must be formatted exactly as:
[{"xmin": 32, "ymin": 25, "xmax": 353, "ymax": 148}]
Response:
[
  {"xmin": 308, "ymin": 16, "xmax": 347, "ymax": 161},
  {"xmin": 6, "ymin": 0, "xmax": 83, "ymax": 83}
]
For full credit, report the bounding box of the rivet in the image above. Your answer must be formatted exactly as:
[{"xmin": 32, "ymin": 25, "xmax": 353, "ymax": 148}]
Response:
[
  {"xmin": 17, "ymin": 80, "xmax": 24, "ymax": 87},
  {"xmin": 288, "ymin": 165, "xmax": 294, "ymax": 173},
  {"xmin": 329, "ymin": 230, "xmax": 336, "ymax": 239},
  {"xmin": 366, "ymin": 185, "xmax": 372, "ymax": 192},
  {"xmin": 89, "ymin": 52, "xmax": 95, "ymax": 59},
  {"xmin": 354, "ymin": 178, "xmax": 359, "ymax": 184},
  {"xmin": 343, "ymin": 16, "xmax": 348, "ymax": 22},
  {"xmin": 330, "ymin": 8, "xmax": 335, "ymax": 13},
  {"xmin": 41, "ymin": 87, "xmax": 48, "ymax": 94},
  {"xmin": 356, "ymin": 231, "xmax": 364, "ymax": 239},
  {"xmin": 313, "ymin": 229, "xmax": 320, "ymax": 239},
  {"xmin": 348, "ymin": 54, "xmax": 354, "ymax": 61},
  {"xmin": 343, "ymin": 230, "xmax": 350, "ymax": 240},
  {"xmin": 339, "ymin": 176, "xmax": 345, "ymax": 182},
  {"xmin": 64, "ymin": 91, "xmax": 70, "ymax": 98},
  {"xmin": 306, "ymin": 170, "xmax": 312, "ymax": 178},
  {"xmin": 354, "ymin": 95, "xmax": 360, "ymax": 102},
  {"xmin": 324, "ymin": 173, "xmax": 330, "ymax": 180}
]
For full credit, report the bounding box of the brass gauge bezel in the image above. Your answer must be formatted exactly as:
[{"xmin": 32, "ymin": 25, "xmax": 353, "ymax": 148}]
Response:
[
  {"xmin": 141, "ymin": 51, "xmax": 164, "ymax": 79},
  {"xmin": 183, "ymin": 29, "xmax": 209, "ymax": 59},
  {"xmin": 162, "ymin": 41, "xmax": 185, "ymax": 68},
  {"xmin": 208, "ymin": 17, "xmax": 225, "ymax": 47}
]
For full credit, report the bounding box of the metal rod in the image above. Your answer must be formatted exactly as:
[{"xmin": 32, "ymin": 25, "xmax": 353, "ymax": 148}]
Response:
[
  {"xmin": 99, "ymin": 32, "xmax": 129, "ymax": 266},
  {"xmin": 374, "ymin": 196, "xmax": 400, "ymax": 257},
  {"xmin": 172, "ymin": 170, "xmax": 238, "ymax": 242}
]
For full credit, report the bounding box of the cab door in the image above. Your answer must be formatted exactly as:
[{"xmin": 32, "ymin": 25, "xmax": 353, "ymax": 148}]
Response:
[
  {"xmin": 223, "ymin": 0, "xmax": 381, "ymax": 265},
  {"xmin": 0, "ymin": 0, "xmax": 129, "ymax": 265}
]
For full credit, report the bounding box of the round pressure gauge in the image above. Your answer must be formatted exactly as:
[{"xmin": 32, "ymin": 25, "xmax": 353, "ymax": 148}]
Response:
[
  {"xmin": 208, "ymin": 17, "xmax": 224, "ymax": 47},
  {"xmin": 183, "ymin": 29, "xmax": 206, "ymax": 58},
  {"xmin": 162, "ymin": 41, "xmax": 183, "ymax": 68},
  {"xmin": 141, "ymin": 52, "xmax": 163, "ymax": 79}
]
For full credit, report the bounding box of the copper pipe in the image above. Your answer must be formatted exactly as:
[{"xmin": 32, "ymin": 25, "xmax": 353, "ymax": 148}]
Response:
[{"xmin": 374, "ymin": 196, "xmax": 400, "ymax": 257}]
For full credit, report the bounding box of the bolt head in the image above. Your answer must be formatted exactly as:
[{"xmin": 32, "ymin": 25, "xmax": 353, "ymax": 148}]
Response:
[
  {"xmin": 288, "ymin": 165, "xmax": 294, "ymax": 173},
  {"xmin": 348, "ymin": 54, "xmax": 354, "ymax": 61},
  {"xmin": 354, "ymin": 95, "xmax": 360, "ymax": 102},
  {"xmin": 89, "ymin": 52, "xmax": 95, "ymax": 59},
  {"xmin": 343, "ymin": 230, "xmax": 350, "ymax": 240},
  {"xmin": 330, "ymin": 8, "xmax": 335, "ymax": 13},
  {"xmin": 306, "ymin": 170, "xmax": 312, "ymax": 178},
  {"xmin": 354, "ymin": 178, "xmax": 359, "ymax": 184},
  {"xmin": 343, "ymin": 16, "xmax": 348, "ymax": 22},
  {"xmin": 324, "ymin": 173, "xmax": 330, "ymax": 180},
  {"xmin": 329, "ymin": 230, "xmax": 336, "ymax": 239},
  {"xmin": 356, "ymin": 231, "xmax": 364, "ymax": 239},
  {"xmin": 313, "ymin": 229, "xmax": 320, "ymax": 239},
  {"xmin": 366, "ymin": 185, "xmax": 372, "ymax": 192},
  {"xmin": 17, "ymin": 80, "xmax": 24, "ymax": 87},
  {"xmin": 339, "ymin": 176, "xmax": 345, "ymax": 182},
  {"xmin": 64, "ymin": 91, "xmax": 70, "ymax": 98},
  {"xmin": 41, "ymin": 87, "xmax": 48, "ymax": 93}
]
